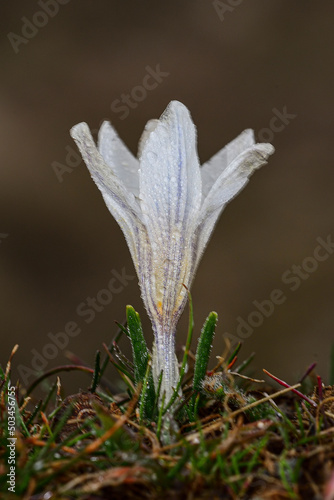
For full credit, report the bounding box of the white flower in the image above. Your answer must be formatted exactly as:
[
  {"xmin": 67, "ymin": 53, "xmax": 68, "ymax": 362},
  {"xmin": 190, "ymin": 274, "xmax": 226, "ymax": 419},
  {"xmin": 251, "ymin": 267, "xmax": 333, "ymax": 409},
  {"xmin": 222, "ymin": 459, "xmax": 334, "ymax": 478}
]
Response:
[{"xmin": 70, "ymin": 100, "xmax": 274, "ymax": 403}]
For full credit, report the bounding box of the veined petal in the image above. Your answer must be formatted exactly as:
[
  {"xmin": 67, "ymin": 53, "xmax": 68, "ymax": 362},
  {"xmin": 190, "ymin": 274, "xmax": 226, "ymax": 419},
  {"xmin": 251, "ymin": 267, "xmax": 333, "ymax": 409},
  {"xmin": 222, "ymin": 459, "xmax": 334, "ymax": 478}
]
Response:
[
  {"xmin": 70, "ymin": 122, "xmax": 144, "ymax": 272},
  {"xmin": 195, "ymin": 143, "xmax": 275, "ymax": 269},
  {"xmin": 201, "ymin": 129, "xmax": 255, "ymax": 198},
  {"xmin": 139, "ymin": 100, "xmax": 202, "ymax": 323},
  {"xmin": 98, "ymin": 121, "xmax": 140, "ymax": 197},
  {"xmin": 137, "ymin": 119, "xmax": 159, "ymax": 158}
]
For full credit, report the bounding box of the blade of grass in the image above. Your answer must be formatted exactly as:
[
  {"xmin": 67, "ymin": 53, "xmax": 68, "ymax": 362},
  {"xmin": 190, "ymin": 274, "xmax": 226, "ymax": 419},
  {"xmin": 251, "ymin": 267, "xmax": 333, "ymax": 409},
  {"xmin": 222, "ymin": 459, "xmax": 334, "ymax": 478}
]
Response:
[
  {"xmin": 227, "ymin": 342, "xmax": 242, "ymax": 365},
  {"xmin": 139, "ymin": 355, "xmax": 153, "ymax": 424},
  {"xmin": 126, "ymin": 306, "xmax": 150, "ymax": 384},
  {"xmin": 25, "ymin": 400, "xmax": 43, "ymax": 427},
  {"xmin": 14, "ymin": 398, "xmax": 30, "ymax": 437},
  {"xmin": 167, "ymin": 447, "xmax": 190, "ymax": 480},
  {"xmin": 190, "ymin": 311, "xmax": 218, "ymax": 418},
  {"xmin": 235, "ymin": 352, "xmax": 255, "ymax": 373},
  {"xmin": 263, "ymin": 369, "xmax": 317, "ymax": 408},
  {"xmin": 246, "ymin": 435, "xmax": 269, "ymax": 474},
  {"xmin": 99, "ymin": 324, "xmax": 125, "ymax": 380},
  {"xmin": 102, "ymin": 343, "xmax": 135, "ymax": 383},
  {"xmin": 299, "ymin": 362, "xmax": 317, "ymax": 383},
  {"xmin": 126, "ymin": 306, "xmax": 155, "ymax": 416},
  {"xmin": 41, "ymin": 380, "xmax": 57, "ymax": 413},
  {"xmin": 25, "ymin": 365, "xmax": 94, "ymax": 399},
  {"xmin": 89, "ymin": 350, "xmax": 101, "ymax": 393},
  {"xmin": 112, "ymin": 342, "xmax": 134, "ymax": 371},
  {"xmin": 115, "ymin": 320, "xmax": 129, "ymax": 338}
]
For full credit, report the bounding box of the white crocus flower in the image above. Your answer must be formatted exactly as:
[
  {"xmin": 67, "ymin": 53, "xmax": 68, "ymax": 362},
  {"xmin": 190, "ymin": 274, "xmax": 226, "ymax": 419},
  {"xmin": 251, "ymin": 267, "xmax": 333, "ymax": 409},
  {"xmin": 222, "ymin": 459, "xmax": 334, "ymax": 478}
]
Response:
[{"xmin": 70, "ymin": 100, "xmax": 274, "ymax": 403}]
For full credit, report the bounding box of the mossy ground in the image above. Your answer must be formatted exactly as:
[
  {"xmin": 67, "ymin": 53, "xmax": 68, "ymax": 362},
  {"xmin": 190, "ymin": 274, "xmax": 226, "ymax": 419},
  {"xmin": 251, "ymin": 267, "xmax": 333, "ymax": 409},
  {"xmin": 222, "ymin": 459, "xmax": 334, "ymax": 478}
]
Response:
[{"xmin": 1, "ymin": 312, "xmax": 334, "ymax": 500}]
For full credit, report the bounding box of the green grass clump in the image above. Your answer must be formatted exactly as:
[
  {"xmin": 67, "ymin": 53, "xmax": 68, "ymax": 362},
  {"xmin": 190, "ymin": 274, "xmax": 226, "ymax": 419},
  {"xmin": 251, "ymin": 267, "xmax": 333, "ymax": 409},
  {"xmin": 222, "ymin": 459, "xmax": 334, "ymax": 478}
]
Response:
[{"xmin": 1, "ymin": 303, "xmax": 333, "ymax": 500}]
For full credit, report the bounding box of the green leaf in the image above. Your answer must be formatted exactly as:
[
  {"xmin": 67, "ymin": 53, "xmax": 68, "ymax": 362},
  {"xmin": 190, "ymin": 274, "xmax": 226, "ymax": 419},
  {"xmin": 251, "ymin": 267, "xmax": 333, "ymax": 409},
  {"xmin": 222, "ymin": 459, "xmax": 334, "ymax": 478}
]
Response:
[
  {"xmin": 126, "ymin": 305, "xmax": 155, "ymax": 419},
  {"xmin": 139, "ymin": 354, "xmax": 153, "ymax": 425},
  {"xmin": 191, "ymin": 311, "xmax": 218, "ymax": 416}
]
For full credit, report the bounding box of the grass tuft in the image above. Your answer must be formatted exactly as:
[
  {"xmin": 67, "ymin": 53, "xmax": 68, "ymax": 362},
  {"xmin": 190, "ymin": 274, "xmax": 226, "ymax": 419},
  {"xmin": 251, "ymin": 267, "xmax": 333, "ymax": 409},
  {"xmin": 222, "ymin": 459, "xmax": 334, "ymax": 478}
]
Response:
[{"xmin": 1, "ymin": 308, "xmax": 334, "ymax": 499}]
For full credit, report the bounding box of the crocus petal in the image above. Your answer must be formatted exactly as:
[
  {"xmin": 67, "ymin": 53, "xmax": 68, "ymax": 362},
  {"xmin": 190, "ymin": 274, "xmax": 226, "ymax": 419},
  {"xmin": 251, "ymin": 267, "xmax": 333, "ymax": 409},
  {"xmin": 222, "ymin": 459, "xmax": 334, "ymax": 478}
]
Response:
[
  {"xmin": 139, "ymin": 100, "xmax": 202, "ymax": 325},
  {"xmin": 137, "ymin": 119, "xmax": 159, "ymax": 158},
  {"xmin": 98, "ymin": 121, "xmax": 140, "ymax": 198},
  {"xmin": 195, "ymin": 143, "xmax": 275, "ymax": 269},
  {"xmin": 70, "ymin": 122, "xmax": 144, "ymax": 272},
  {"xmin": 201, "ymin": 129, "xmax": 255, "ymax": 198}
]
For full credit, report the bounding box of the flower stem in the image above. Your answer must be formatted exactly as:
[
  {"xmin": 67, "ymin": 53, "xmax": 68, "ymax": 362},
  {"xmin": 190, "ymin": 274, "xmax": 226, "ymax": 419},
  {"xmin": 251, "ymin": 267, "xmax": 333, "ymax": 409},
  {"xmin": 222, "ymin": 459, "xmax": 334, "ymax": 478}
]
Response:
[{"xmin": 152, "ymin": 331, "xmax": 180, "ymax": 405}]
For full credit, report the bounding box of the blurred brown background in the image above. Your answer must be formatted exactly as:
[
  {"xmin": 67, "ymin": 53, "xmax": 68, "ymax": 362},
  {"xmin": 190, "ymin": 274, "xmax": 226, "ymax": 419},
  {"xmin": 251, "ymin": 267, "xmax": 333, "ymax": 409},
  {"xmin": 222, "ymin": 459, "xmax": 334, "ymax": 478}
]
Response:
[{"xmin": 1, "ymin": 1, "xmax": 333, "ymax": 394}]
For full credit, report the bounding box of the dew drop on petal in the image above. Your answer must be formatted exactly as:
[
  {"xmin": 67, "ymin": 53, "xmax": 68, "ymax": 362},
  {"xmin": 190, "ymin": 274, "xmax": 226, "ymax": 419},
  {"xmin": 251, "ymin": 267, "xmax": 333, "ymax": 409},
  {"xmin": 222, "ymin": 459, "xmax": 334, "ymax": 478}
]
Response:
[{"xmin": 147, "ymin": 151, "xmax": 158, "ymax": 164}]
